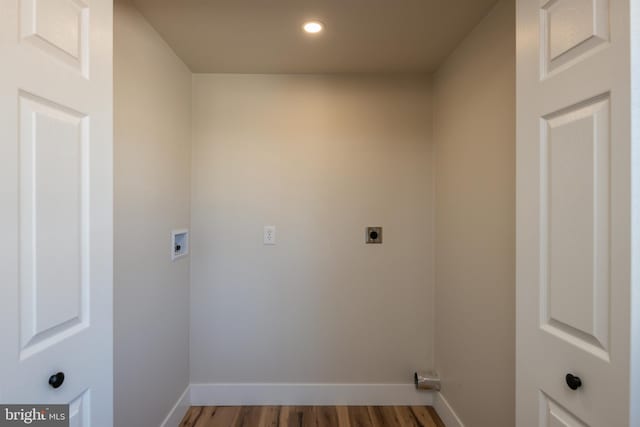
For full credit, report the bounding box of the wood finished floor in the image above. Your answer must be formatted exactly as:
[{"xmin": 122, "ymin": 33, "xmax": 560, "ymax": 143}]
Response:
[{"xmin": 180, "ymin": 406, "xmax": 446, "ymax": 427}]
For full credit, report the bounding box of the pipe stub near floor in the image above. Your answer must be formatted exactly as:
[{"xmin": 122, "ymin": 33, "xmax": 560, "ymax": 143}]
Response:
[{"xmin": 414, "ymin": 371, "xmax": 441, "ymax": 391}]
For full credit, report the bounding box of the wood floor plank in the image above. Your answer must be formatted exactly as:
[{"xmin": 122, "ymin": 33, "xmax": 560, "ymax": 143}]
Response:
[
  {"xmin": 409, "ymin": 407, "xmax": 437, "ymax": 427},
  {"xmin": 179, "ymin": 405, "xmax": 442, "ymax": 427},
  {"xmin": 348, "ymin": 406, "xmax": 373, "ymax": 427},
  {"xmin": 315, "ymin": 406, "xmax": 339, "ymax": 427},
  {"xmin": 279, "ymin": 405, "xmax": 310, "ymax": 427},
  {"xmin": 206, "ymin": 406, "xmax": 240, "ymax": 427},
  {"xmin": 279, "ymin": 406, "xmax": 294, "ymax": 426},
  {"xmin": 258, "ymin": 406, "xmax": 280, "ymax": 427},
  {"xmin": 425, "ymin": 407, "xmax": 446, "ymax": 427},
  {"xmin": 192, "ymin": 406, "xmax": 217, "ymax": 427},
  {"xmin": 288, "ymin": 406, "xmax": 315, "ymax": 427},
  {"xmin": 368, "ymin": 406, "xmax": 401, "ymax": 426},
  {"xmin": 286, "ymin": 406, "xmax": 303, "ymax": 427},
  {"xmin": 336, "ymin": 406, "xmax": 351, "ymax": 427},
  {"xmin": 180, "ymin": 406, "xmax": 204, "ymax": 427},
  {"xmin": 394, "ymin": 406, "xmax": 421, "ymax": 427},
  {"xmin": 366, "ymin": 406, "xmax": 384, "ymax": 426},
  {"xmin": 234, "ymin": 406, "xmax": 263, "ymax": 427}
]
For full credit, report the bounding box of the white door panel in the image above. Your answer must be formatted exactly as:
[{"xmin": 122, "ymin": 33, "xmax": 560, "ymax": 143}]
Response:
[
  {"xmin": 68, "ymin": 390, "xmax": 91, "ymax": 427},
  {"xmin": 517, "ymin": 0, "xmax": 636, "ymax": 426},
  {"xmin": 540, "ymin": 393, "xmax": 588, "ymax": 427},
  {"xmin": 542, "ymin": 94, "xmax": 610, "ymax": 359},
  {"xmin": 20, "ymin": 0, "xmax": 89, "ymax": 75},
  {"xmin": 541, "ymin": 0, "xmax": 609, "ymax": 76},
  {"xmin": 0, "ymin": 0, "xmax": 112, "ymax": 425},
  {"xmin": 18, "ymin": 93, "xmax": 89, "ymax": 359}
]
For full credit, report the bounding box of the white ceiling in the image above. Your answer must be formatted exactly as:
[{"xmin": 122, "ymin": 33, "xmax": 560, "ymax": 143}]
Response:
[{"xmin": 131, "ymin": 0, "xmax": 499, "ymax": 74}]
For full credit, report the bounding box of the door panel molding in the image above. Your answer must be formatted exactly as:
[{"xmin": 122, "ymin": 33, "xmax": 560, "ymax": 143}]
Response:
[
  {"xmin": 540, "ymin": 0, "xmax": 610, "ymax": 77},
  {"xmin": 19, "ymin": 0, "xmax": 90, "ymax": 76},
  {"xmin": 18, "ymin": 91, "xmax": 91, "ymax": 361},
  {"xmin": 539, "ymin": 94, "xmax": 611, "ymax": 362}
]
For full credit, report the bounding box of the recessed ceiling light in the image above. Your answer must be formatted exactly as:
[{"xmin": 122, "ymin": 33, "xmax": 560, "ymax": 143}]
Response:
[{"xmin": 303, "ymin": 21, "xmax": 324, "ymax": 34}]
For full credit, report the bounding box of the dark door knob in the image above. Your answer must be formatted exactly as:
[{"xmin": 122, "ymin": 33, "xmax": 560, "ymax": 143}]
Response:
[
  {"xmin": 565, "ymin": 373, "xmax": 582, "ymax": 390},
  {"xmin": 48, "ymin": 372, "xmax": 65, "ymax": 389}
]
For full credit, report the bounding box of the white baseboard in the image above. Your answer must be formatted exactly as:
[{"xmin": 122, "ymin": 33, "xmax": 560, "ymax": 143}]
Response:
[
  {"xmin": 158, "ymin": 383, "xmax": 463, "ymax": 427},
  {"xmin": 189, "ymin": 383, "xmax": 435, "ymax": 406},
  {"xmin": 159, "ymin": 385, "xmax": 191, "ymax": 427},
  {"xmin": 433, "ymin": 392, "xmax": 464, "ymax": 427}
]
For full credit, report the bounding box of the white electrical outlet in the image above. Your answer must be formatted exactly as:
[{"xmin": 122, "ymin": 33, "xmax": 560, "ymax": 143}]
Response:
[{"xmin": 264, "ymin": 226, "xmax": 276, "ymax": 245}]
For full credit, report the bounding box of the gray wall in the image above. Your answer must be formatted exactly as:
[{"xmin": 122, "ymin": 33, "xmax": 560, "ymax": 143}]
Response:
[
  {"xmin": 112, "ymin": 3, "xmax": 516, "ymax": 420},
  {"xmin": 433, "ymin": 0, "xmax": 516, "ymax": 426},
  {"xmin": 114, "ymin": 1, "xmax": 191, "ymax": 426},
  {"xmin": 190, "ymin": 74, "xmax": 435, "ymax": 384}
]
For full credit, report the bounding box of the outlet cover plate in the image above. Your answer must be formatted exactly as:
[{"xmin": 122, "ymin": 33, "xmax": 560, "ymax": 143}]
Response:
[
  {"xmin": 264, "ymin": 225, "xmax": 276, "ymax": 245},
  {"xmin": 366, "ymin": 226, "xmax": 383, "ymax": 244}
]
